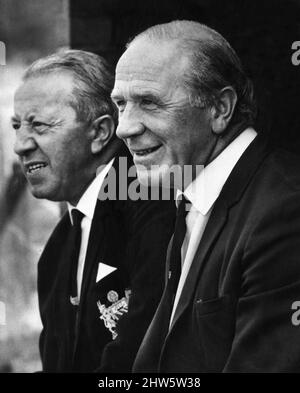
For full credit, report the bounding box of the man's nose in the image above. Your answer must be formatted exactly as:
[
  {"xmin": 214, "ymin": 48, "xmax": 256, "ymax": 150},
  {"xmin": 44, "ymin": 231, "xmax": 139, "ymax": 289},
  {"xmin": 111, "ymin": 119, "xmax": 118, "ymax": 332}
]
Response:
[
  {"xmin": 116, "ymin": 105, "xmax": 145, "ymax": 140},
  {"xmin": 14, "ymin": 127, "xmax": 37, "ymax": 157}
]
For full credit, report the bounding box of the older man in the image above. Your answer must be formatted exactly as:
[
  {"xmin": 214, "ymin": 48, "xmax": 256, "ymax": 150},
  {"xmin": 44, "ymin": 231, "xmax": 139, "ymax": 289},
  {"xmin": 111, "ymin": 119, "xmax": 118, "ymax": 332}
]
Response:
[
  {"xmin": 12, "ymin": 50, "xmax": 175, "ymax": 372},
  {"xmin": 112, "ymin": 20, "xmax": 300, "ymax": 372}
]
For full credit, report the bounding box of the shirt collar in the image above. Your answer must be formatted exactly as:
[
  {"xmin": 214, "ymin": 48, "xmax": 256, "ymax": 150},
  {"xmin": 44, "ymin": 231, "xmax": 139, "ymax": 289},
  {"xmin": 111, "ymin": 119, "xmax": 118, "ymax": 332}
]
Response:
[
  {"xmin": 68, "ymin": 158, "xmax": 115, "ymax": 223},
  {"xmin": 176, "ymin": 128, "xmax": 257, "ymax": 215}
]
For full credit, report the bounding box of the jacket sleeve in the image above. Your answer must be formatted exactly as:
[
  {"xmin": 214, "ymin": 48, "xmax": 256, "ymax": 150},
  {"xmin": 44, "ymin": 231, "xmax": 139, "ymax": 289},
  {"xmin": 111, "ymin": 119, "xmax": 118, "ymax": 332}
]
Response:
[
  {"xmin": 97, "ymin": 199, "xmax": 176, "ymax": 373},
  {"xmin": 223, "ymin": 190, "xmax": 300, "ymax": 372}
]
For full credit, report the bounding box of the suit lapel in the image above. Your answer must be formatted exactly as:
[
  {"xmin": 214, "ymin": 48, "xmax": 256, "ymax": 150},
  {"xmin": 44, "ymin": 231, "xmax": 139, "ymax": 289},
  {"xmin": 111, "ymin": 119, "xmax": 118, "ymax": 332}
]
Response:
[
  {"xmin": 134, "ymin": 284, "xmax": 174, "ymax": 372},
  {"xmin": 136, "ymin": 204, "xmax": 228, "ymax": 371},
  {"xmin": 169, "ymin": 199, "xmax": 228, "ymax": 332},
  {"xmin": 168, "ymin": 134, "xmax": 272, "ymax": 333},
  {"xmin": 44, "ymin": 213, "xmax": 76, "ymax": 370},
  {"xmin": 78, "ymin": 154, "xmax": 126, "ymax": 304}
]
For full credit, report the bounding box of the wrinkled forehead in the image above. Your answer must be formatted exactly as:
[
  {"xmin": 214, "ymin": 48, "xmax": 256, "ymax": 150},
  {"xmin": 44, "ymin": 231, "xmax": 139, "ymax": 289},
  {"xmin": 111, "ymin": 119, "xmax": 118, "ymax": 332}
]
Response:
[
  {"xmin": 116, "ymin": 38, "xmax": 184, "ymax": 74},
  {"xmin": 14, "ymin": 72, "xmax": 75, "ymax": 114},
  {"xmin": 114, "ymin": 39, "xmax": 189, "ymax": 96}
]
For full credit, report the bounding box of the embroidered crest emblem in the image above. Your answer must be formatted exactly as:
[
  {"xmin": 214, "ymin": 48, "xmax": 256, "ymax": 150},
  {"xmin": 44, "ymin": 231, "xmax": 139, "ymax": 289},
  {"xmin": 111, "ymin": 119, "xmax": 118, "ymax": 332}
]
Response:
[{"xmin": 97, "ymin": 289, "xmax": 132, "ymax": 339}]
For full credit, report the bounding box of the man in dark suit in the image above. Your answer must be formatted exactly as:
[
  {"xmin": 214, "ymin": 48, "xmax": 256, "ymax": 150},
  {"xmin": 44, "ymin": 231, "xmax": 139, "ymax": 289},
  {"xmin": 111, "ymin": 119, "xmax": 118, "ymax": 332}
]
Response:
[
  {"xmin": 12, "ymin": 50, "xmax": 175, "ymax": 372},
  {"xmin": 112, "ymin": 20, "xmax": 300, "ymax": 372}
]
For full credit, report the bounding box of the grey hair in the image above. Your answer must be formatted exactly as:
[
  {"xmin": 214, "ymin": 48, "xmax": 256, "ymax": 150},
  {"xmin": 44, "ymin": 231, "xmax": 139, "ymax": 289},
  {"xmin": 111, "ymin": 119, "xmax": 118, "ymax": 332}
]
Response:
[
  {"xmin": 128, "ymin": 20, "xmax": 257, "ymax": 128},
  {"xmin": 23, "ymin": 49, "xmax": 117, "ymax": 126}
]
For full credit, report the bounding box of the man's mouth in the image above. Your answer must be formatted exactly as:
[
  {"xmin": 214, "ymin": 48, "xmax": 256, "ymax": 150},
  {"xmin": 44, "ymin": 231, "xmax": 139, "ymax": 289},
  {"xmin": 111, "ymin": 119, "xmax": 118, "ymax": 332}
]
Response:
[
  {"xmin": 25, "ymin": 162, "xmax": 48, "ymax": 174},
  {"xmin": 132, "ymin": 145, "xmax": 162, "ymax": 156}
]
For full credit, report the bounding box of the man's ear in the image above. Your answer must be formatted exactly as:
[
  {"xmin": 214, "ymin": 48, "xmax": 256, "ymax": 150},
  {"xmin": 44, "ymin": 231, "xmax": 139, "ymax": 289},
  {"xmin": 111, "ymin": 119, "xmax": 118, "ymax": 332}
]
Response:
[
  {"xmin": 90, "ymin": 115, "xmax": 115, "ymax": 154},
  {"xmin": 210, "ymin": 87, "xmax": 237, "ymax": 135}
]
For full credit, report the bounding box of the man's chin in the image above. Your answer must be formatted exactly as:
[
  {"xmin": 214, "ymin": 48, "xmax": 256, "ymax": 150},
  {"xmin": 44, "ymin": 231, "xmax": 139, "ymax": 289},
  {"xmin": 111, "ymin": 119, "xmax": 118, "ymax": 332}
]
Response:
[
  {"xmin": 29, "ymin": 184, "xmax": 57, "ymax": 201},
  {"xmin": 136, "ymin": 167, "xmax": 158, "ymax": 188},
  {"xmin": 136, "ymin": 165, "xmax": 177, "ymax": 189}
]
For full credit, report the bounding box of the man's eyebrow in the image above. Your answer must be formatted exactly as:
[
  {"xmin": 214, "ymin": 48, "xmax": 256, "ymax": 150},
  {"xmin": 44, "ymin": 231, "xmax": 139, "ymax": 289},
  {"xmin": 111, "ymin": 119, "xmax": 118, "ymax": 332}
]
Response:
[
  {"xmin": 136, "ymin": 92, "xmax": 160, "ymax": 100},
  {"xmin": 110, "ymin": 91, "xmax": 122, "ymax": 100},
  {"xmin": 12, "ymin": 114, "xmax": 38, "ymax": 123},
  {"xmin": 111, "ymin": 91, "xmax": 161, "ymax": 101},
  {"xmin": 11, "ymin": 115, "xmax": 19, "ymax": 123}
]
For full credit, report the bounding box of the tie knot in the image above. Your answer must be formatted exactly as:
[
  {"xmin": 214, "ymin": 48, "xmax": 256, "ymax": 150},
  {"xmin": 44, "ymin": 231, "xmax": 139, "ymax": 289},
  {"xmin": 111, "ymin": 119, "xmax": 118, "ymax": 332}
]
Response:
[
  {"xmin": 71, "ymin": 209, "xmax": 84, "ymax": 227},
  {"xmin": 177, "ymin": 196, "xmax": 189, "ymax": 218}
]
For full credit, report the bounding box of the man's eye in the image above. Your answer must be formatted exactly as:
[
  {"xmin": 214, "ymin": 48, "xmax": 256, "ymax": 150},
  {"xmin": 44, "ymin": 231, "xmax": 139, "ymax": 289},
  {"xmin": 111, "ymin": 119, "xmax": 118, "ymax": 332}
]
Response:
[
  {"xmin": 32, "ymin": 121, "xmax": 46, "ymax": 127},
  {"xmin": 32, "ymin": 121, "xmax": 50, "ymax": 131},
  {"xmin": 116, "ymin": 100, "xmax": 126, "ymax": 112},
  {"xmin": 141, "ymin": 99, "xmax": 157, "ymax": 109}
]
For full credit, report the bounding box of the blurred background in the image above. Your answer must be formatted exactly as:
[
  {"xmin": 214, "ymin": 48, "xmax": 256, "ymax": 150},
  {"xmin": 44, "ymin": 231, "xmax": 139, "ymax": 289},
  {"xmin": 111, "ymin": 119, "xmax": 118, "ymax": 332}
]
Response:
[{"xmin": 0, "ymin": 0, "xmax": 299, "ymax": 372}]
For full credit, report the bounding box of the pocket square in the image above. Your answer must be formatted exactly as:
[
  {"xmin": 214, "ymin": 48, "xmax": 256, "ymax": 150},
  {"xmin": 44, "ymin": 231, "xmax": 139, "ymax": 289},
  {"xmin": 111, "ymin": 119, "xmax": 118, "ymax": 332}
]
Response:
[{"xmin": 96, "ymin": 262, "xmax": 117, "ymax": 283}]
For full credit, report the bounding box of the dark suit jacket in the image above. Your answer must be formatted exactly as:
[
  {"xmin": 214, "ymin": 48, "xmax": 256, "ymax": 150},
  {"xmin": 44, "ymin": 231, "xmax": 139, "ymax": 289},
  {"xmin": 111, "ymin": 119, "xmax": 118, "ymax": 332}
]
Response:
[
  {"xmin": 38, "ymin": 150, "xmax": 176, "ymax": 372},
  {"xmin": 134, "ymin": 134, "xmax": 300, "ymax": 373}
]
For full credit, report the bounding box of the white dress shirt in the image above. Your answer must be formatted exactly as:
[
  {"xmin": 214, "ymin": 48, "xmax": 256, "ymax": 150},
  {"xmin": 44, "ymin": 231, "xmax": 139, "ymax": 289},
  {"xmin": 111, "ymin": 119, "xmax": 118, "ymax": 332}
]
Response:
[
  {"xmin": 169, "ymin": 128, "xmax": 257, "ymax": 326},
  {"xmin": 68, "ymin": 159, "xmax": 114, "ymax": 299}
]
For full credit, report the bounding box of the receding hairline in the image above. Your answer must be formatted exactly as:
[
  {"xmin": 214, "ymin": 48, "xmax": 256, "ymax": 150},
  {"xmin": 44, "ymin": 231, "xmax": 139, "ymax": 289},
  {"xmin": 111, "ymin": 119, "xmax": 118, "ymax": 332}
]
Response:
[
  {"xmin": 22, "ymin": 67, "xmax": 82, "ymax": 92},
  {"xmin": 123, "ymin": 21, "xmax": 236, "ymax": 78},
  {"xmin": 127, "ymin": 21, "xmax": 229, "ymax": 50},
  {"xmin": 17, "ymin": 69, "xmax": 79, "ymax": 108}
]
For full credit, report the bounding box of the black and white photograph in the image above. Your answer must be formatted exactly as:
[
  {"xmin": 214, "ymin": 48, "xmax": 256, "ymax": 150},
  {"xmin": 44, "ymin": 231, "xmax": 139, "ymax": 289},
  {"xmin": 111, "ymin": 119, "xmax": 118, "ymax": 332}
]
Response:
[{"xmin": 0, "ymin": 0, "xmax": 300, "ymax": 378}]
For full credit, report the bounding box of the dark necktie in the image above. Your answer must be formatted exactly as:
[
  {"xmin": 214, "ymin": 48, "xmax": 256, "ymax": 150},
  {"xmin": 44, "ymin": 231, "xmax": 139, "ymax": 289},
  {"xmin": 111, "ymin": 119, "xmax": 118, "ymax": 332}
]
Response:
[
  {"xmin": 69, "ymin": 209, "xmax": 84, "ymax": 306},
  {"xmin": 168, "ymin": 196, "xmax": 189, "ymax": 305}
]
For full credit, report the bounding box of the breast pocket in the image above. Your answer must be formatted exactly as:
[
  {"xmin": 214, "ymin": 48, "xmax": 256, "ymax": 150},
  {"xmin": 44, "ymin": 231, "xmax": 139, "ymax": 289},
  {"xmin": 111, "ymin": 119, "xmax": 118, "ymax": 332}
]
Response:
[
  {"xmin": 93, "ymin": 270, "xmax": 125, "ymax": 307},
  {"xmin": 196, "ymin": 295, "xmax": 229, "ymax": 316}
]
